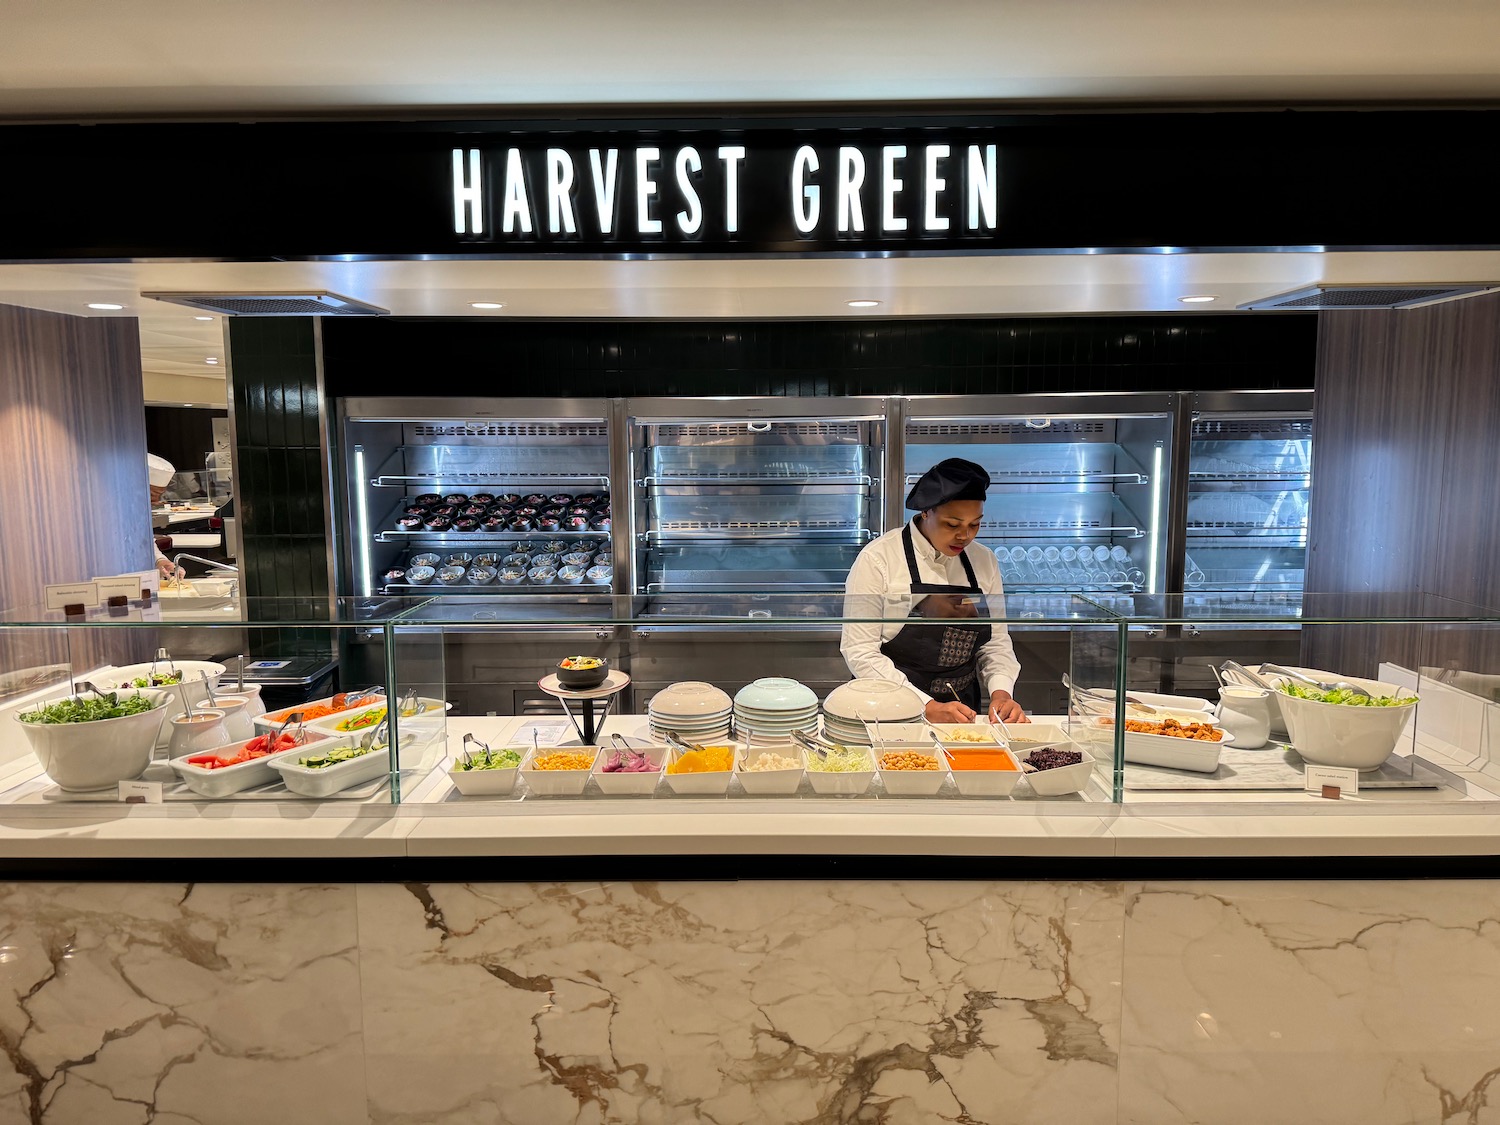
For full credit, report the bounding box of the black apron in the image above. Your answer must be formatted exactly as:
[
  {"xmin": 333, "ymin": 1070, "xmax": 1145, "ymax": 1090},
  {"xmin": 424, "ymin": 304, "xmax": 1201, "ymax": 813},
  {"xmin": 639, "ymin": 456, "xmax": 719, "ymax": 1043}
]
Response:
[{"xmin": 878, "ymin": 525, "xmax": 993, "ymax": 711}]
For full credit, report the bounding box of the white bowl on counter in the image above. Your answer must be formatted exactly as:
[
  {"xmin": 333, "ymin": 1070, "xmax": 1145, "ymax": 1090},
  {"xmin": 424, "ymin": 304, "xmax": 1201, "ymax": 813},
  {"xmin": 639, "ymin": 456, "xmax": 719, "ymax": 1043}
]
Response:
[
  {"xmin": 734, "ymin": 747, "xmax": 806, "ymax": 795},
  {"xmin": 447, "ymin": 746, "xmax": 527, "ymax": 797},
  {"xmin": 823, "ymin": 679, "xmax": 925, "ymax": 723},
  {"xmin": 268, "ymin": 737, "xmax": 391, "ymax": 798},
  {"xmin": 1100, "ymin": 720, "xmax": 1232, "ymax": 774},
  {"xmin": 941, "ymin": 745, "xmax": 1025, "ymax": 797},
  {"xmin": 13, "ymin": 689, "xmax": 172, "ymax": 791},
  {"xmin": 662, "ymin": 746, "xmax": 735, "ymax": 796},
  {"xmin": 1275, "ymin": 677, "xmax": 1419, "ymax": 771},
  {"xmin": 171, "ymin": 729, "xmax": 332, "ymax": 798},
  {"xmin": 649, "ymin": 682, "xmax": 734, "ymax": 718},
  {"xmin": 872, "ymin": 744, "xmax": 948, "ymax": 796},
  {"xmin": 518, "ymin": 747, "xmax": 599, "ymax": 796},
  {"xmin": 108, "ymin": 660, "xmax": 225, "ymax": 712},
  {"xmin": 1018, "ymin": 746, "xmax": 1098, "ymax": 798},
  {"xmin": 592, "ymin": 742, "xmax": 666, "ymax": 796},
  {"xmin": 801, "ymin": 746, "xmax": 876, "ymax": 796}
]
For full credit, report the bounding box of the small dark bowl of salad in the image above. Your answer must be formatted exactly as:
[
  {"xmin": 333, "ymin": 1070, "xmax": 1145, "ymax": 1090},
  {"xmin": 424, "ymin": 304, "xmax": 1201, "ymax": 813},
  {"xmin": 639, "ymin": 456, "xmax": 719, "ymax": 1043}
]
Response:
[
  {"xmin": 442, "ymin": 493, "xmax": 468, "ymax": 506},
  {"xmin": 413, "ymin": 493, "xmax": 441, "ymax": 507},
  {"xmin": 549, "ymin": 493, "xmax": 574, "ymax": 506},
  {"xmin": 469, "ymin": 493, "xmax": 495, "ymax": 506},
  {"xmin": 507, "ymin": 517, "xmax": 534, "ymax": 533},
  {"xmin": 453, "ymin": 518, "xmax": 480, "ymax": 533},
  {"xmin": 497, "ymin": 493, "xmax": 522, "ymax": 506},
  {"xmin": 556, "ymin": 655, "xmax": 609, "ymax": 689}
]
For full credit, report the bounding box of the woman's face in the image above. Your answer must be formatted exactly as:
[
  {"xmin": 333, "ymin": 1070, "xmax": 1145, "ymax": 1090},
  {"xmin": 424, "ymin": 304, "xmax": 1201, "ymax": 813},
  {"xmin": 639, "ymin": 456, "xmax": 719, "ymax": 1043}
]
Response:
[{"xmin": 918, "ymin": 500, "xmax": 983, "ymax": 557}]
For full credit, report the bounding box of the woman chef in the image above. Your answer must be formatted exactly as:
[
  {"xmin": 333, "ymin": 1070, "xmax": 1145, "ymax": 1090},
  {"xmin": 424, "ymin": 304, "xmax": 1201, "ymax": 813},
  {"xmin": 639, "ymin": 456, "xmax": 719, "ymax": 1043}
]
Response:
[{"xmin": 840, "ymin": 457, "xmax": 1027, "ymax": 725}]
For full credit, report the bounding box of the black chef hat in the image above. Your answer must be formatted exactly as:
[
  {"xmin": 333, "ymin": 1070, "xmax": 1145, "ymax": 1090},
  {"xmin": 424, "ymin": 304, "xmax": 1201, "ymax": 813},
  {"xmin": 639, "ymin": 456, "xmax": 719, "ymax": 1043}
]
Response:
[{"xmin": 904, "ymin": 457, "xmax": 991, "ymax": 510}]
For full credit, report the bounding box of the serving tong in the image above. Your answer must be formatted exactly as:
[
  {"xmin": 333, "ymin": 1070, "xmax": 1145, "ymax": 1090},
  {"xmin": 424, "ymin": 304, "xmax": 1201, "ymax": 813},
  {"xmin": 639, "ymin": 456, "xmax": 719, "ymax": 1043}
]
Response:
[
  {"xmin": 607, "ymin": 732, "xmax": 648, "ymax": 770},
  {"xmin": 790, "ymin": 728, "xmax": 845, "ymax": 761},
  {"xmin": 149, "ymin": 648, "xmax": 178, "ymax": 684},
  {"xmin": 359, "ymin": 716, "xmax": 392, "ymax": 754},
  {"xmin": 271, "ymin": 710, "xmax": 309, "ymax": 748},
  {"xmin": 1062, "ymin": 674, "xmax": 1158, "ymax": 716},
  {"xmin": 459, "ymin": 731, "xmax": 509, "ymax": 769},
  {"xmin": 1260, "ymin": 663, "xmax": 1373, "ymax": 699}
]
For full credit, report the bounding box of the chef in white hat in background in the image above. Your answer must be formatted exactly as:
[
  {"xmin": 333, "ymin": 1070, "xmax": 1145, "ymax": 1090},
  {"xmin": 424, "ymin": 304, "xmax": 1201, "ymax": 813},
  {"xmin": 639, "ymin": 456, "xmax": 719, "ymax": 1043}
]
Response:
[{"xmin": 147, "ymin": 454, "xmax": 185, "ymax": 581}]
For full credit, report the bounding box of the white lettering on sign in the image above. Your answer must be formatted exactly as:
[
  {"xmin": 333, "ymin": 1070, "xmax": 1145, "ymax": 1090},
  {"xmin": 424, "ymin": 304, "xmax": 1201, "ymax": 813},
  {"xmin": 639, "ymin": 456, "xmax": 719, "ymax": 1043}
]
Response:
[
  {"xmin": 792, "ymin": 146, "xmax": 820, "ymax": 234},
  {"xmin": 718, "ymin": 145, "xmax": 746, "ymax": 232},
  {"xmin": 924, "ymin": 144, "xmax": 950, "ymax": 232},
  {"xmin": 675, "ymin": 147, "xmax": 703, "ymax": 234},
  {"xmin": 502, "ymin": 149, "xmax": 533, "ymax": 234},
  {"xmin": 589, "ymin": 148, "xmax": 620, "ymax": 234},
  {"xmin": 636, "ymin": 147, "xmax": 662, "ymax": 234},
  {"xmin": 546, "ymin": 149, "xmax": 577, "ymax": 235},
  {"xmin": 452, "ymin": 148, "xmax": 483, "ymax": 235},
  {"xmin": 450, "ymin": 137, "xmax": 1001, "ymax": 242},
  {"xmin": 967, "ymin": 143, "xmax": 997, "ymax": 231},
  {"xmin": 837, "ymin": 147, "xmax": 866, "ymax": 233},
  {"xmin": 881, "ymin": 145, "xmax": 907, "ymax": 232}
]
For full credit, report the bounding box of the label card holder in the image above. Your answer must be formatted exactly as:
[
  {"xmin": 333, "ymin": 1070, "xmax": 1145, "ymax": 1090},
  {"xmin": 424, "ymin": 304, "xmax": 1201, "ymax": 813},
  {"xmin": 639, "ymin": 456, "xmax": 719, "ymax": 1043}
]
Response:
[
  {"xmin": 117, "ymin": 780, "xmax": 164, "ymax": 804},
  {"xmin": 1305, "ymin": 764, "xmax": 1359, "ymax": 798}
]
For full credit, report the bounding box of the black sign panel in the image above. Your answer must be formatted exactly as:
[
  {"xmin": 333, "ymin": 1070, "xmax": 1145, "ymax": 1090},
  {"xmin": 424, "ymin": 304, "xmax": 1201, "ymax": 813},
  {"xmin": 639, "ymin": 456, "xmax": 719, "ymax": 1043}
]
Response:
[{"xmin": 1, "ymin": 110, "xmax": 1498, "ymax": 260}]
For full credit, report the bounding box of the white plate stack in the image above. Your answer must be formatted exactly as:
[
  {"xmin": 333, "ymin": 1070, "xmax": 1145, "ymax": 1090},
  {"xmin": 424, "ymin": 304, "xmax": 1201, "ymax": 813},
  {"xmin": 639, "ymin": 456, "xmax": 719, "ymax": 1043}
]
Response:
[
  {"xmin": 732, "ymin": 677, "xmax": 820, "ymax": 743},
  {"xmin": 648, "ymin": 681, "xmax": 733, "ymax": 744},
  {"xmin": 821, "ymin": 679, "xmax": 924, "ymax": 744}
]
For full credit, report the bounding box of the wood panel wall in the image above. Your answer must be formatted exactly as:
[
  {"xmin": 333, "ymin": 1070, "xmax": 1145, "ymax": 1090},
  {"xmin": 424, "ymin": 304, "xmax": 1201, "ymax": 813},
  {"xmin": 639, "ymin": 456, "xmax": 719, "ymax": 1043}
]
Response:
[
  {"xmin": 0, "ymin": 303, "xmax": 154, "ymax": 672},
  {"xmin": 1304, "ymin": 293, "xmax": 1500, "ymax": 678}
]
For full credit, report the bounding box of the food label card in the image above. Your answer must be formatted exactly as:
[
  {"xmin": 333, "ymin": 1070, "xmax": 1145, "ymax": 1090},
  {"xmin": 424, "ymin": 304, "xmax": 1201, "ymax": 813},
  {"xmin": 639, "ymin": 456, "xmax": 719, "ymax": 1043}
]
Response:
[
  {"xmin": 1304, "ymin": 764, "xmax": 1359, "ymax": 797},
  {"xmin": 93, "ymin": 575, "xmax": 147, "ymax": 602},
  {"xmin": 45, "ymin": 582, "xmax": 99, "ymax": 610},
  {"xmin": 118, "ymin": 780, "xmax": 164, "ymax": 804}
]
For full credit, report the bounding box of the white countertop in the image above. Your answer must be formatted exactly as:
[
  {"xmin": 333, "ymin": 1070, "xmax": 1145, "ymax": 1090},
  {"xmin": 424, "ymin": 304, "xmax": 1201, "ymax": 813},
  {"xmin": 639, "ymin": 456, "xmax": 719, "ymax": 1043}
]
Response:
[{"xmin": 0, "ymin": 710, "xmax": 1497, "ymax": 861}]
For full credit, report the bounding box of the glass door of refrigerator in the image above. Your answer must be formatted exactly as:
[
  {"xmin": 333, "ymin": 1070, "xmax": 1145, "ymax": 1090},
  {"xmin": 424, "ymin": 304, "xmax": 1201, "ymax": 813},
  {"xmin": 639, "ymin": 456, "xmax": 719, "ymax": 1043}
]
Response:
[
  {"xmin": 1185, "ymin": 414, "xmax": 1312, "ymax": 618},
  {"xmin": 340, "ymin": 407, "xmax": 614, "ymax": 597},
  {"xmin": 630, "ymin": 409, "xmax": 884, "ymax": 608},
  {"xmin": 903, "ymin": 408, "xmax": 1173, "ymax": 618}
]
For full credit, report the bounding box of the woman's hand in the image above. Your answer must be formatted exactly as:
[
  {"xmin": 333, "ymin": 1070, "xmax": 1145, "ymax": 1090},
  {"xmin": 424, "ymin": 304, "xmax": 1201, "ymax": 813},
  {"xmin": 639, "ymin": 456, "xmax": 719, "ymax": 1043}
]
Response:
[
  {"xmin": 924, "ymin": 699, "xmax": 976, "ymax": 724},
  {"xmin": 156, "ymin": 557, "xmax": 184, "ymax": 581},
  {"xmin": 988, "ymin": 690, "xmax": 1028, "ymax": 724}
]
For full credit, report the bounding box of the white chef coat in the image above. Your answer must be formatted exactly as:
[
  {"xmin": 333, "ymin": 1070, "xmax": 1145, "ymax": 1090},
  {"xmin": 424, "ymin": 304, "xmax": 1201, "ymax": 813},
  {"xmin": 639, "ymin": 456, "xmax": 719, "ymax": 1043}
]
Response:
[{"xmin": 840, "ymin": 519, "xmax": 1020, "ymax": 705}]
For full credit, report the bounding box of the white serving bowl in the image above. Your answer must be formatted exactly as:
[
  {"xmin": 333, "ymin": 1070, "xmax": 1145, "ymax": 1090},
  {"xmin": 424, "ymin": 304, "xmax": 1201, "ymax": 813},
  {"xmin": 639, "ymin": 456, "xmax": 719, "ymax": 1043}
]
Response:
[
  {"xmin": 1003, "ymin": 724, "xmax": 1078, "ymax": 752},
  {"xmin": 1018, "ymin": 746, "xmax": 1097, "ymax": 797},
  {"xmin": 649, "ymin": 682, "xmax": 734, "ymax": 718},
  {"xmin": 171, "ymin": 729, "xmax": 331, "ymax": 798},
  {"xmin": 1275, "ymin": 678, "xmax": 1419, "ymax": 771},
  {"xmin": 109, "ymin": 660, "xmax": 226, "ymax": 712},
  {"xmin": 268, "ymin": 737, "xmax": 391, "ymax": 798},
  {"xmin": 592, "ymin": 742, "xmax": 666, "ymax": 796},
  {"xmin": 734, "ymin": 748, "xmax": 806, "ymax": 795},
  {"xmin": 662, "ymin": 746, "xmax": 735, "ymax": 795},
  {"xmin": 734, "ymin": 677, "xmax": 818, "ymax": 712},
  {"xmin": 872, "ymin": 745, "xmax": 948, "ymax": 796},
  {"xmin": 801, "ymin": 746, "xmax": 875, "ymax": 796},
  {"xmin": 14, "ymin": 689, "xmax": 172, "ymax": 791},
  {"xmin": 1103, "ymin": 720, "xmax": 1232, "ymax": 773},
  {"xmin": 823, "ymin": 679, "xmax": 925, "ymax": 723},
  {"xmin": 519, "ymin": 747, "xmax": 599, "ymax": 796},
  {"xmin": 448, "ymin": 746, "xmax": 527, "ymax": 797},
  {"xmin": 941, "ymin": 745, "xmax": 1025, "ymax": 797}
]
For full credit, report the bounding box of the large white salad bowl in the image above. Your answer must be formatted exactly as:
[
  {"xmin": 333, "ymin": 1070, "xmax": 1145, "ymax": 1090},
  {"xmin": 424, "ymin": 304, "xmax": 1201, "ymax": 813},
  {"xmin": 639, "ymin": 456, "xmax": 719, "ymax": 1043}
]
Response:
[{"xmin": 14, "ymin": 689, "xmax": 172, "ymax": 791}]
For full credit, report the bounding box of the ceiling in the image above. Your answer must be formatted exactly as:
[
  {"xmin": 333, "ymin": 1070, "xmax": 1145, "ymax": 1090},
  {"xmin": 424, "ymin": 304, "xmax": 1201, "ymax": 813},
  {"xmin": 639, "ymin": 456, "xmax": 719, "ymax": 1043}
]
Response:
[{"xmin": 5, "ymin": 0, "xmax": 1500, "ymax": 400}]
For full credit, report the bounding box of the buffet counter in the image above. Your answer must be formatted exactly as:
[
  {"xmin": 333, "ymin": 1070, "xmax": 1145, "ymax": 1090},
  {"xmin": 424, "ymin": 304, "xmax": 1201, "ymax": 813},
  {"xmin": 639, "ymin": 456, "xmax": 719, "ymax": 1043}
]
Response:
[{"xmin": 0, "ymin": 592, "xmax": 1498, "ymax": 867}]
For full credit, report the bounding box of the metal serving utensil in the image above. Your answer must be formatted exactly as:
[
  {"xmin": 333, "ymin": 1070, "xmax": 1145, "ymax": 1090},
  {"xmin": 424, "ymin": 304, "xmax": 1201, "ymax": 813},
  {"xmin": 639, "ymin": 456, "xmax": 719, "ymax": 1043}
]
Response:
[
  {"xmin": 664, "ymin": 730, "xmax": 708, "ymax": 756},
  {"xmin": 609, "ymin": 732, "xmax": 645, "ymax": 767},
  {"xmin": 1261, "ymin": 663, "xmax": 1373, "ymax": 699},
  {"xmin": 460, "ymin": 732, "xmax": 487, "ymax": 767},
  {"xmin": 271, "ymin": 710, "xmax": 305, "ymax": 748},
  {"xmin": 200, "ymin": 670, "xmax": 216, "ymax": 708},
  {"xmin": 360, "ymin": 716, "xmax": 391, "ymax": 754},
  {"xmin": 1061, "ymin": 673, "xmax": 1159, "ymax": 715},
  {"xmin": 1219, "ymin": 660, "xmax": 1277, "ymax": 691},
  {"xmin": 790, "ymin": 728, "xmax": 832, "ymax": 760}
]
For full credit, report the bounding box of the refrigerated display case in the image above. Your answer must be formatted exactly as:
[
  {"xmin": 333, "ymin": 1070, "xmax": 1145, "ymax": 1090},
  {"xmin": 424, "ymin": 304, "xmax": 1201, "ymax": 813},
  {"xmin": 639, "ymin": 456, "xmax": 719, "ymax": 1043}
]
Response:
[
  {"xmin": 626, "ymin": 398, "xmax": 888, "ymax": 602},
  {"xmin": 335, "ymin": 398, "xmax": 620, "ymax": 598},
  {"xmin": 1182, "ymin": 390, "xmax": 1313, "ymax": 619},
  {"xmin": 898, "ymin": 394, "xmax": 1176, "ymax": 618}
]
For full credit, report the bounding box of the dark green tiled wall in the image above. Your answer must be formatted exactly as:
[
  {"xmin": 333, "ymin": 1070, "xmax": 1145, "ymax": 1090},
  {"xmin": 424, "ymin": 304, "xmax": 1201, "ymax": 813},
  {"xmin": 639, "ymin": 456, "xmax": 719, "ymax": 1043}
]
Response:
[{"xmin": 228, "ymin": 319, "xmax": 332, "ymax": 658}]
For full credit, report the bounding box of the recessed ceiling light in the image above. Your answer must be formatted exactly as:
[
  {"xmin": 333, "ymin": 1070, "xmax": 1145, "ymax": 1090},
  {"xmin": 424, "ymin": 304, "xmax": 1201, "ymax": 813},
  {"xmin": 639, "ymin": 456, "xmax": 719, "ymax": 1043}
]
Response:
[
  {"xmin": 204, "ymin": 357, "xmax": 220, "ymax": 365},
  {"xmin": 87, "ymin": 302, "xmax": 124, "ymax": 311},
  {"xmin": 1178, "ymin": 295, "xmax": 1218, "ymax": 304},
  {"xmin": 847, "ymin": 299, "xmax": 881, "ymax": 308},
  {"xmin": 193, "ymin": 315, "xmax": 214, "ymax": 321},
  {"xmin": 470, "ymin": 301, "xmax": 505, "ymax": 310}
]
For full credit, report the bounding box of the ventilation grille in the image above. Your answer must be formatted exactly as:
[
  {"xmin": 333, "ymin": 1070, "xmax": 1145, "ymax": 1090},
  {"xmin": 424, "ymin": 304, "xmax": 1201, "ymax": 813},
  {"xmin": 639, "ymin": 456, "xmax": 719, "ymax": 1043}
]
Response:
[
  {"xmin": 909, "ymin": 420, "xmax": 1106, "ymax": 436},
  {"xmin": 1240, "ymin": 284, "xmax": 1500, "ymax": 311},
  {"xmin": 658, "ymin": 422, "xmax": 861, "ymax": 438},
  {"xmin": 143, "ymin": 291, "xmax": 388, "ymax": 316},
  {"xmin": 412, "ymin": 423, "xmax": 608, "ymax": 438}
]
